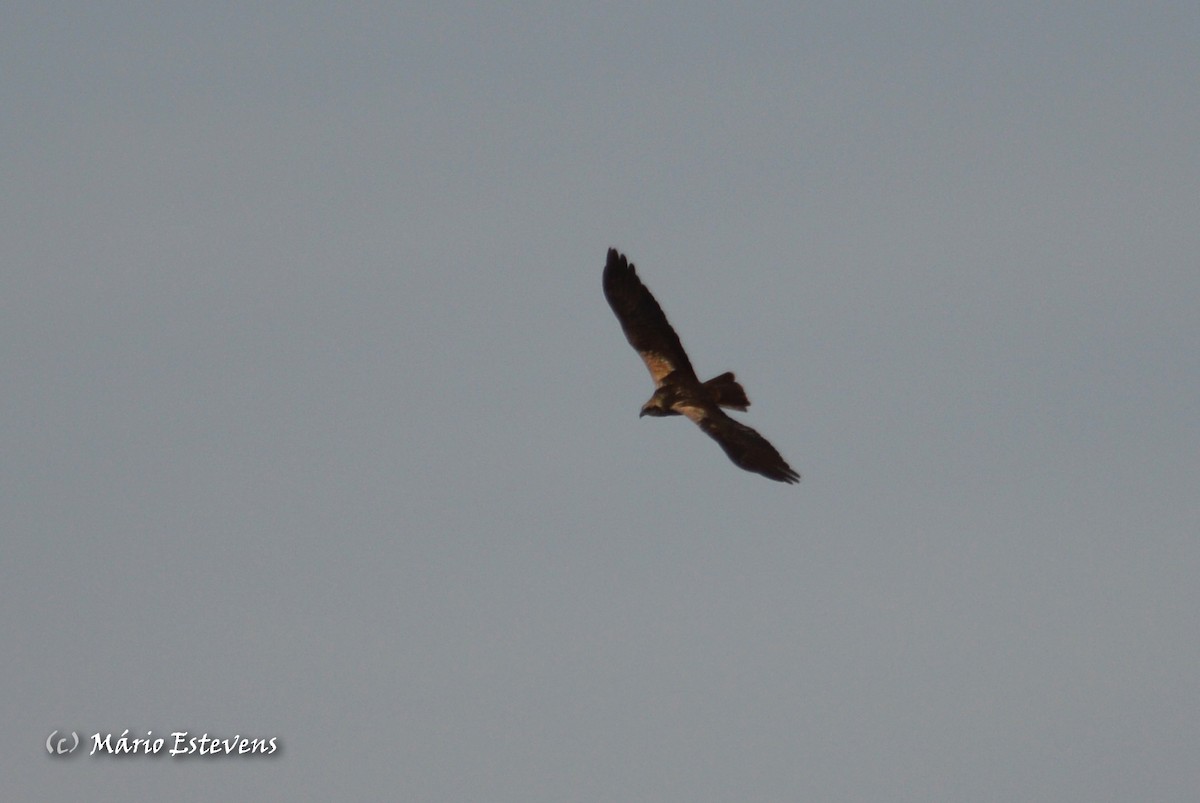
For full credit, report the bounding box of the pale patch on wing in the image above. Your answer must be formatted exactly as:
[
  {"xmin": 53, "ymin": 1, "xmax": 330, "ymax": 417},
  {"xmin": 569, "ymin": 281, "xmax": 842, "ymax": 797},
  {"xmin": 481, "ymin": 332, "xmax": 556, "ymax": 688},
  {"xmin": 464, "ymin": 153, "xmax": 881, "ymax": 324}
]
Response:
[
  {"xmin": 639, "ymin": 350, "xmax": 678, "ymax": 386},
  {"xmin": 675, "ymin": 403, "xmax": 711, "ymax": 424}
]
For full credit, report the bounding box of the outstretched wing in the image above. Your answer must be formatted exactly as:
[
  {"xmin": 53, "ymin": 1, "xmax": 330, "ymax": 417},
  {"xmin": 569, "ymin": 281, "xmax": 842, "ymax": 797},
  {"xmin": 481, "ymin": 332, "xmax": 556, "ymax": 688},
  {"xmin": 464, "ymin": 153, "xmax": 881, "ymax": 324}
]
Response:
[
  {"xmin": 603, "ymin": 248, "xmax": 697, "ymax": 386},
  {"xmin": 679, "ymin": 404, "xmax": 800, "ymax": 483}
]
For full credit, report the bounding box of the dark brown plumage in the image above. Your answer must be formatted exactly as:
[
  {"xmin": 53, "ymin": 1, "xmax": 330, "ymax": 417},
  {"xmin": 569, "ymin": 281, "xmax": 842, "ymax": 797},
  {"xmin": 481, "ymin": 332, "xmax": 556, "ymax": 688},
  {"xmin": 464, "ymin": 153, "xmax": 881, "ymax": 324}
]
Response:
[{"xmin": 603, "ymin": 248, "xmax": 800, "ymax": 484}]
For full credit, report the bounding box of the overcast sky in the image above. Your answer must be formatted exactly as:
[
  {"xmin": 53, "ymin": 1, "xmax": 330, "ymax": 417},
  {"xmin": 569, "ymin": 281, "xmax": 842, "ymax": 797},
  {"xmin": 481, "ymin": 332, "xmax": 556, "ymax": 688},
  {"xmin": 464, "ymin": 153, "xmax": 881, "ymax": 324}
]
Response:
[{"xmin": 4, "ymin": 3, "xmax": 1198, "ymax": 800}]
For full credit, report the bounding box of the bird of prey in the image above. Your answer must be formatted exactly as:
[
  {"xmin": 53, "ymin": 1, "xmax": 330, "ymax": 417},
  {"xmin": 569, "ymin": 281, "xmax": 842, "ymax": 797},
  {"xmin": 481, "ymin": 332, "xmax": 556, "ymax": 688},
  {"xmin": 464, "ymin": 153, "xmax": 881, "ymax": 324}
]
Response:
[{"xmin": 603, "ymin": 248, "xmax": 800, "ymax": 483}]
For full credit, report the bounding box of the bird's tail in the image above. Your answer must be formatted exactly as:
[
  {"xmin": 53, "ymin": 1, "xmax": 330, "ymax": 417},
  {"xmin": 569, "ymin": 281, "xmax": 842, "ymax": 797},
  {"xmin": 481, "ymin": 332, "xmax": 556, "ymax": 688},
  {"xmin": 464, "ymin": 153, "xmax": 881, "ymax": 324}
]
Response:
[{"xmin": 704, "ymin": 372, "xmax": 750, "ymax": 411}]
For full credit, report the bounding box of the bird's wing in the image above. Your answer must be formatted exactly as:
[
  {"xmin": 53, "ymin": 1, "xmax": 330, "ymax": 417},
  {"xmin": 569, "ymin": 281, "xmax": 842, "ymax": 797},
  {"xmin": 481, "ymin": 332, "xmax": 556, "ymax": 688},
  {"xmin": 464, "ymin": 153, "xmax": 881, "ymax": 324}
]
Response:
[
  {"xmin": 678, "ymin": 404, "xmax": 800, "ymax": 484},
  {"xmin": 603, "ymin": 248, "xmax": 698, "ymax": 386}
]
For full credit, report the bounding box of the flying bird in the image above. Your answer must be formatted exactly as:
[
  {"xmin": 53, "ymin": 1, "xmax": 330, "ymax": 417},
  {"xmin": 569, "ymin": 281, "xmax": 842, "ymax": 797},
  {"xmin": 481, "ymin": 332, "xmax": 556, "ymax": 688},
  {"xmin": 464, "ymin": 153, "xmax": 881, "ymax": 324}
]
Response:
[{"xmin": 603, "ymin": 248, "xmax": 800, "ymax": 483}]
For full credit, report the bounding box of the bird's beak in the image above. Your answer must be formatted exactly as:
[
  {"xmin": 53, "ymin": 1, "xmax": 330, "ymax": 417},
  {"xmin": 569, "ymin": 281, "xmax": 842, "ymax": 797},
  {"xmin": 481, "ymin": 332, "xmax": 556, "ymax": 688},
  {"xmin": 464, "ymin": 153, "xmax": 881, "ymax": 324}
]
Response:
[{"xmin": 638, "ymin": 408, "xmax": 647, "ymax": 418}]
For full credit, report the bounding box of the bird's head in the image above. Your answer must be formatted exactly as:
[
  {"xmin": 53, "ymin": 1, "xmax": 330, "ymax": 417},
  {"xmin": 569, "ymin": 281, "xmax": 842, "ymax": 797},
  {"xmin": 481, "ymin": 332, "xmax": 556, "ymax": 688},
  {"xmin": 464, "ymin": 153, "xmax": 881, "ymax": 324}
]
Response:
[{"xmin": 639, "ymin": 388, "xmax": 677, "ymax": 417}]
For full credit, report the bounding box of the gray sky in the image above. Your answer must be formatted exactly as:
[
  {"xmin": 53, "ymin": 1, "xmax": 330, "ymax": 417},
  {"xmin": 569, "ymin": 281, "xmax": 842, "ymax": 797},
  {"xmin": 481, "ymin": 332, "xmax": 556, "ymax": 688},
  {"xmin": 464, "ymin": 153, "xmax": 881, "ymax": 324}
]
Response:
[{"xmin": 4, "ymin": 3, "xmax": 1198, "ymax": 800}]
